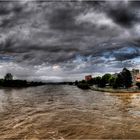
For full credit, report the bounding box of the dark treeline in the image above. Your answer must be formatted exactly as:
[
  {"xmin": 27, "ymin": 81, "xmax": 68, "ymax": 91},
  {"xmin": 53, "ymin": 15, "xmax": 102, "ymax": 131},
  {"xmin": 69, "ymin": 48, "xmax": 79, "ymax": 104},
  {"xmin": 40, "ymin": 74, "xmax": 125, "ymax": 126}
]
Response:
[
  {"xmin": 0, "ymin": 73, "xmax": 74, "ymax": 88},
  {"xmin": 76, "ymin": 68, "xmax": 134, "ymax": 89},
  {"xmin": 0, "ymin": 73, "xmax": 45, "ymax": 87}
]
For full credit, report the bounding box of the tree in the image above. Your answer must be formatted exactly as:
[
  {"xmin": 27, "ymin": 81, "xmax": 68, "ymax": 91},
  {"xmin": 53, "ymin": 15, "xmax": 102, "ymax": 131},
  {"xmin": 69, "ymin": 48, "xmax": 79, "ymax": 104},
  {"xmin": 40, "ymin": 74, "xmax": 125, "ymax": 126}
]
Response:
[
  {"xmin": 102, "ymin": 74, "xmax": 112, "ymax": 84},
  {"xmin": 81, "ymin": 80, "xmax": 86, "ymax": 84},
  {"xmin": 93, "ymin": 76, "xmax": 101, "ymax": 86},
  {"xmin": 4, "ymin": 73, "xmax": 13, "ymax": 81},
  {"xmin": 109, "ymin": 76, "xmax": 116, "ymax": 86},
  {"xmin": 87, "ymin": 78, "xmax": 94, "ymax": 85},
  {"xmin": 102, "ymin": 73, "xmax": 112, "ymax": 86},
  {"xmin": 113, "ymin": 74, "xmax": 123, "ymax": 88},
  {"xmin": 75, "ymin": 80, "xmax": 78, "ymax": 85},
  {"xmin": 99, "ymin": 78, "xmax": 108, "ymax": 88},
  {"xmin": 112, "ymin": 68, "xmax": 132, "ymax": 89},
  {"xmin": 121, "ymin": 68, "xmax": 132, "ymax": 88}
]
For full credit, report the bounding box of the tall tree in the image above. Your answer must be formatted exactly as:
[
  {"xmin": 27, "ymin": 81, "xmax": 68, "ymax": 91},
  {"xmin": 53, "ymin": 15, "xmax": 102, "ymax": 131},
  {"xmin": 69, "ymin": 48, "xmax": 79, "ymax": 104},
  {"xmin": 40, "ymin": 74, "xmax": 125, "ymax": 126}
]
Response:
[
  {"xmin": 121, "ymin": 68, "xmax": 132, "ymax": 88},
  {"xmin": 93, "ymin": 76, "xmax": 101, "ymax": 86},
  {"xmin": 102, "ymin": 74, "xmax": 112, "ymax": 84},
  {"xmin": 113, "ymin": 74, "xmax": 124, "ymax": 88},
  {"xmin": 4, "ymin": 73, "xmax": 13, "ymax": 81},
  {"xmin": 109, "ymin": 76, "xmax": 116, "ymax": 86}
]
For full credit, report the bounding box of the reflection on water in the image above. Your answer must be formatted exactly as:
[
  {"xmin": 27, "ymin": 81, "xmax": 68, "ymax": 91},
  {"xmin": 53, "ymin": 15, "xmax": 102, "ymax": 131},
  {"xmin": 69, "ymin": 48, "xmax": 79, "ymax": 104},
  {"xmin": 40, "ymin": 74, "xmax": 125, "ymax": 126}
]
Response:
[{"xmin": 0, "ymin": 85, "xmax": 140, "ymax": 139}]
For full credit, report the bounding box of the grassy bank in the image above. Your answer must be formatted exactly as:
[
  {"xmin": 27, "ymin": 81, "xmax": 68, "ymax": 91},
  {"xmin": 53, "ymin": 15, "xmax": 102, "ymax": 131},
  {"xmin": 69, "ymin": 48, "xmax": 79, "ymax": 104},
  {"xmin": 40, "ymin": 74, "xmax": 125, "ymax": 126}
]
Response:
[{"xmin": 90, "ymin": 86, "xmax": 140, "ymax": 93}]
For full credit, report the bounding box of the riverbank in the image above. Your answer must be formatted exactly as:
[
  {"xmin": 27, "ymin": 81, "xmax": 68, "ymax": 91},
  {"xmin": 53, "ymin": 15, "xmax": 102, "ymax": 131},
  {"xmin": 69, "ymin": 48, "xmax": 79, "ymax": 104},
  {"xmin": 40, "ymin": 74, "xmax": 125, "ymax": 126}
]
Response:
[
  {"xmin": 0, "ymin": 80, "xmax": 46, "ymax": 88},
  {"xmin": 90, "ymin": 86, "xmax": 140, "ymax": 93}
]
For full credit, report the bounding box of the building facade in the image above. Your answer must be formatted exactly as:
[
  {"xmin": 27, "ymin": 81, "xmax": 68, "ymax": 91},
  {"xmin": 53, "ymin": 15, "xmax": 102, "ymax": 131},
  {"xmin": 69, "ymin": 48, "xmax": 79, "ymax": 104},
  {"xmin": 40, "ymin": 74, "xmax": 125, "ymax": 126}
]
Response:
[
  {"xmin": 85, "ymin": 75, "xmax": 92, "ymax": 81},
  {"xmin": 131, "ymin": 69, "xmax": 140, "ymax": 84}
]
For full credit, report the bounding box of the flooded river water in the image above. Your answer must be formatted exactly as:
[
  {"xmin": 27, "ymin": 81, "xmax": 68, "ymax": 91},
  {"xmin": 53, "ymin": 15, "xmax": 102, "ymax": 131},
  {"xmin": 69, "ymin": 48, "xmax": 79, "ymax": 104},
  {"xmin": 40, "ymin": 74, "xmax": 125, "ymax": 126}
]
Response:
[{"xmin": 0, "ymin": 85, "xmax": 140, "ymax": 139}]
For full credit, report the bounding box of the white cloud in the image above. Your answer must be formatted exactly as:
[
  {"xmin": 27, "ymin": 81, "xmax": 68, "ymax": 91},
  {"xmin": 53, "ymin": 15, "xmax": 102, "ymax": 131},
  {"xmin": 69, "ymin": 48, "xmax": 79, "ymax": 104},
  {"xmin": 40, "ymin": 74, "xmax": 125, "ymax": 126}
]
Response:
[{"xmin": 77, "ymin": 11, "xmax": 116, "ymax": 27}]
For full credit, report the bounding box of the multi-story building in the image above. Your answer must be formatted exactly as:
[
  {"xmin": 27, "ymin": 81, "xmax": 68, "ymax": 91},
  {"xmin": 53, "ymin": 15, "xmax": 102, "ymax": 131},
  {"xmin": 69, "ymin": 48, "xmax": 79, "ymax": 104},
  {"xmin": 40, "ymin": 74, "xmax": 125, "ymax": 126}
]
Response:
[
  {"xmin": 131, "ymin": 69, "xmax": 140, "ymax": 84},
  {"xmin": 134, "ymin": 73, "xmax": 140, "ymax": 83},
  {"xmin": 85, "ymin": 75, "xmax": 92, "ymax": 81}
]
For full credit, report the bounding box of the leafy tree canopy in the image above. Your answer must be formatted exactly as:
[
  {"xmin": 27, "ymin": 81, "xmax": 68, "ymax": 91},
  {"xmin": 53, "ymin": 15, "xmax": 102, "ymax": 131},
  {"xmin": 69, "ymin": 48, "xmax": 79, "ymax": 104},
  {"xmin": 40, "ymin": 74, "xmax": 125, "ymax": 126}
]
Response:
[{"xmin": 4, "ymin": 73, "xmax": 13, "ymax": 81}]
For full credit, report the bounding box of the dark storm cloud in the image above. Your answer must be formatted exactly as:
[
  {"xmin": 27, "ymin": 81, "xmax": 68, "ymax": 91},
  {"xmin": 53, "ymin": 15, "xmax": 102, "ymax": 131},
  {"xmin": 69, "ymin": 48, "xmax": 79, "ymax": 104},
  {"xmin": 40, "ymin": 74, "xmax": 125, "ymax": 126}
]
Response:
[
  {"xmin": 48, "ymin": 8, "xmax": 79, "ymax": 31},
  {"xmin": 0, "ymin": 2, "xmax": 28, "ymax": 28},
  {"xmin": 84, "ymin": 0, "xmax": 106, "ymax": 10},
  {"xmin": 129, "ymin": 1, "xmax": 140, "ymax": 8},
  {"xmin": 0, "ymin": 34, "xmax": 79, "ymax": 65},
  {"xmin": 0, "ymin": 1, "xmax": 139, "ymax": 81},
  {"xmin": 0, "ymin": 2, "xmax": 23, "ymax": 15},
  {"xmin": 85, "ymin": 1, "xmax": 140, "ymax": 28},
  {"xmin": 106, "ymin": 4, "xmax": 139, "ymax": 28}
]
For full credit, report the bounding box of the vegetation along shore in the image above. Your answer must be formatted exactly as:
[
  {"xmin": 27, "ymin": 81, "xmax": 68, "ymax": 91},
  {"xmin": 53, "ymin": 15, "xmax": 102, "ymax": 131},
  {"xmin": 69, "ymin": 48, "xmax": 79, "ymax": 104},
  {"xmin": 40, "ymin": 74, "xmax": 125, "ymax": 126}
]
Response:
[
  {"xmin": 75, "ymin": 68, "xmax": 140, "ymax": 93},
  {"xmin": 0, "ymin": 73, "xmax": 46, "ymax": 88}
]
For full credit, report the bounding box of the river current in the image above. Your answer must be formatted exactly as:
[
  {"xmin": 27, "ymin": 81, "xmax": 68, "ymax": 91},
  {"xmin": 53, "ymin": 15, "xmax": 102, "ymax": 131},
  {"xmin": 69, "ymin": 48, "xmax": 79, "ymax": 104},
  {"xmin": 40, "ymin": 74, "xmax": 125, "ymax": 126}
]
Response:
[{"xmin": 0, "ymin": 85, "xmax": 140, "ymax": 139}]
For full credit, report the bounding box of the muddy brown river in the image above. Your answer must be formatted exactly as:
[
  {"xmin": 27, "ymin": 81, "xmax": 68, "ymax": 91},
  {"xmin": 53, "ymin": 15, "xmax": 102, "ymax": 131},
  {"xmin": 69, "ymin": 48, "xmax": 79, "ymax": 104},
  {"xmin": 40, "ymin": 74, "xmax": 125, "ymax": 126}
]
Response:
[{"xmin": 0, "ymin": 85, "xmax": 140, "ymax": 139}]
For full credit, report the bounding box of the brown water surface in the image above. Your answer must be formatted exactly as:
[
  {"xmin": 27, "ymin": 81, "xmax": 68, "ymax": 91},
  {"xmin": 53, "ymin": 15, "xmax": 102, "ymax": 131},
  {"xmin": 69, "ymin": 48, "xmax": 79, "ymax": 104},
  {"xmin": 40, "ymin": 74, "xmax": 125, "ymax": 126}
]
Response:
[{"xmin": 0, "ymin": 85, "xmax": 140, "ymax": 139}]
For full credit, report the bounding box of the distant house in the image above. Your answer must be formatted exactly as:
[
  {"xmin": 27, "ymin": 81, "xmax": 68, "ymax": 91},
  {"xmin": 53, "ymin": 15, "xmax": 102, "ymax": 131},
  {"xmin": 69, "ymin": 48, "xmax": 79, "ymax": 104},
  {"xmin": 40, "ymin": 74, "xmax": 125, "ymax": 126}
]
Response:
[
  {"xmin": 85, "ymin": 75, "xmax": 92, "ymax": 81},
  {"xmin": 131, "ymin": 69, "xmax": 140, "ymax": 84},
  {"xmin": 135, "ymin": 74, "xmax": 140, "ymax": 83}
]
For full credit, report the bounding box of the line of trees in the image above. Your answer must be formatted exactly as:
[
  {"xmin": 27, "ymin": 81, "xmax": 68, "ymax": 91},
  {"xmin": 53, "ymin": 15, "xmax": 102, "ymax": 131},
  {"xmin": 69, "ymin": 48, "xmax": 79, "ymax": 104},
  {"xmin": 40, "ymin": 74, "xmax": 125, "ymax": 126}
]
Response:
[
  {"xmin": 0, "ymin": 73, "xmax": 45, "ymax": 87},
  {"xmin": 76, "ymin": 68, "xmax": 133, "ymax": 89}
]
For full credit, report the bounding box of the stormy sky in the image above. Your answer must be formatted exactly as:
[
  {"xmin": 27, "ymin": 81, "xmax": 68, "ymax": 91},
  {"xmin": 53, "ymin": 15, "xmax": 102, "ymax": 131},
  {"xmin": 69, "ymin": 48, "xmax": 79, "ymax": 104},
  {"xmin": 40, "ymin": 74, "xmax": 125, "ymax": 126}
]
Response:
[{"xmin": 0, "ymin": 0, "xmax": 140, "ymax": 81}]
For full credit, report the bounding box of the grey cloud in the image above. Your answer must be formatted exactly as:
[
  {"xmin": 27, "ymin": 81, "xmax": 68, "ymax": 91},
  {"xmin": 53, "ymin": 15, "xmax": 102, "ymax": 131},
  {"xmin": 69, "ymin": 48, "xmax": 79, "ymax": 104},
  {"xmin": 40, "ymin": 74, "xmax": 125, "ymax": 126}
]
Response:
[
  {"xmin": 106, "ymin": 4, "xmax": 139, "ymax": 28},
  {"xmin": 0, "ymin": 1, "xmax": 139, "ymax": 81},
  {"xmin": 0, "ymin": 2, "xmax": 24, "ymax": 15},
  {"xmin": 48, "ymin": 8, "xmax": 79, "ymax": 31},
  {"xmin": 129, "ymin": 1, "xmax": 140, "ymax": 8},
  {"xmin": 85, "ymin": 1, "xmax": 140, "ymax": 28}
]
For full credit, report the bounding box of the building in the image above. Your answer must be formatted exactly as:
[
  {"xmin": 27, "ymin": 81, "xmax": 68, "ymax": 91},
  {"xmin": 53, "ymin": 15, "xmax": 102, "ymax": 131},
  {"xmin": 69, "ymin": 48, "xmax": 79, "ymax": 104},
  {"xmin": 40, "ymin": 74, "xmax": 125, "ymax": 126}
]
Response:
[
  {"xmin": 134, "ymin": 74, "xmax": 140, "ymax": 83},
  {"xmin": 131, "ymin": 69, "xmax": 140, "ymax": 84},
  {"xmin": 85, "ymin": 75, "xmax": 92, "ymax": 81}
]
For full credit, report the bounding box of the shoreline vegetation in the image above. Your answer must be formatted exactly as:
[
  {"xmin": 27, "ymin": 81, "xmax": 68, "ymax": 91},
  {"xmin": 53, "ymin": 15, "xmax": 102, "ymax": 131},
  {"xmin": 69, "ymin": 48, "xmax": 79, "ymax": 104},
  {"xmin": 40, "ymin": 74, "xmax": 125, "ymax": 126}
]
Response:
[
  {"xmin": 0, "ymin": 73, "xmax": 74, "ymax": 88},
  {"xmin": 2, "ymin": 68, "xmax": 140, "ymax": 94},
  {"xmin": 90, "ymin": 86, "xmax": 140, "ymax": 93},
  {"xmin": 0, "ymin": 79, "xmax": 46, "ymax": 88},
  {"xmin": 0, "ymin": 73, "xmax": 45, "ymax": 88},
  {"xmin": 76, "ymin": 68, "xmax": 140, "ymax": 93}
]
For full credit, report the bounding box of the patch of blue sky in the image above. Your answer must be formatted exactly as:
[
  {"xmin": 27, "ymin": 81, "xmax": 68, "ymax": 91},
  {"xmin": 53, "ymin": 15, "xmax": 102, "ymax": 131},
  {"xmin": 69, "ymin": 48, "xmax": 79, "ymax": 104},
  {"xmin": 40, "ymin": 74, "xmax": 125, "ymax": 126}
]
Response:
[
  {"xmin": 0, "ymin": 55, "xmax": 14, "ymax": 62},
  {"xmin": 114, "ymin": 47, "xmax": 139, "ymax": 54},
  {"xmin": 74, "ymin": 55, "xmax": 92, "ymax": 63},
  {"xmin": 131, "ymin": 56, "xmax": 140, "ymax": 64},
  {"xmin": 102, "ymin": 52, "xmax": 116, "ymax": 61}
]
